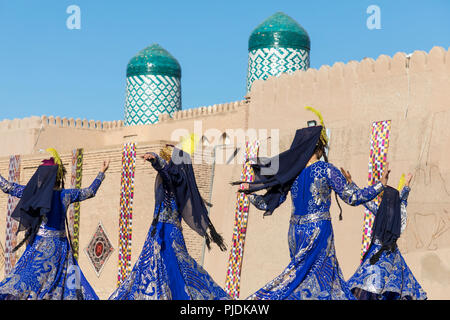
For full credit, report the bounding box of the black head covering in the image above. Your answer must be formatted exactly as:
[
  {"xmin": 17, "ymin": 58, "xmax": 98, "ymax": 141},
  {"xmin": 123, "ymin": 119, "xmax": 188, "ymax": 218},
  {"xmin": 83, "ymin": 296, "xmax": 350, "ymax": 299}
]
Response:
[
  {"xmin": 369, "ymin": 185, "xmax": 402, "ymax": 264},
  {"xmin": 10, "ymin": 165, "xmax": 58, "ymax": 251},
  {"xmin": 234, "ymin": 126, "xmax": 322, "ymax": 216},
  {"xmin": 156, "ymin": 147, "xmax": 226, "ymax": 251}
]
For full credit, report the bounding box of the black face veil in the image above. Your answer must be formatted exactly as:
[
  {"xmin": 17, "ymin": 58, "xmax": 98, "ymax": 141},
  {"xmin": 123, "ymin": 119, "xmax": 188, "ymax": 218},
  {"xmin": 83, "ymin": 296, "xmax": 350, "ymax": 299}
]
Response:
[
  {"xmin": 368, "ymin": 185, "xmax": 402, "ymax": 264},
  {"xmin": 157, "ymin": 147, "xmax": 226, "ymax": 251},
  {"xmin": 235, "ymin": 126, "xmax": 322, "ymax": 216},
  {"xmin": 10, "ymin": 165, "xmax": 58, "ymax": 251}
]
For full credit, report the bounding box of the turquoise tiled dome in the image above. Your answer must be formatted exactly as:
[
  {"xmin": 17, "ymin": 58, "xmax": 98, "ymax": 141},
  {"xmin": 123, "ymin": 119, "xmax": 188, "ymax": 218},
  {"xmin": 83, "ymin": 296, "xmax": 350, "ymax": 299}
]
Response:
[
  {"xmin": 125, "ymin": 44, "xmax": 182, "ymax": 126},
  {"xmin": 126, "ymin": 43, "xmax": 181, "ymax": 78},
  {"xmin": 248, "ymin": 12, "xmax": 310, "ymax": 51},
  {"xmin": 246, "ymin": 12, "xmax": 311, "ymax": 92}
]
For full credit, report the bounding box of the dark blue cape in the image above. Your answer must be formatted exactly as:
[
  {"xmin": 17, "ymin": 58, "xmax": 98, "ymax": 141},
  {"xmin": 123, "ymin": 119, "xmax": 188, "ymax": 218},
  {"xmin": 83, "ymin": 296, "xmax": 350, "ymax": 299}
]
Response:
[
  {"xmin": 369, "ymin": 185, "xmax": 402, "ymax": 264},
  {"xmin": 153, "ymin": 148, "xmax": 226, "ymax": 251},
  {"xmin": 237, "ymin": 126, "xmax": 322, "ymax": 216},
  {"xmin": 10, "ymin": 165, "xmax": 58, "ymax": 251}
]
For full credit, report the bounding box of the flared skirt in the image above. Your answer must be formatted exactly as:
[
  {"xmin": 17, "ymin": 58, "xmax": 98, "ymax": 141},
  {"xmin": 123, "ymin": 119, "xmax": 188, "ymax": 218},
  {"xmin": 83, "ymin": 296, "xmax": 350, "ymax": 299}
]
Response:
[
  {"xmin": 109, "ymin": 222, "xmax": 230, "ymax": 300},
  {"xmin": 346, "ymin": 242, "xmax": 427, "ymax": 300},
  {"xmin": 0, "ymin": 230, "xmax": 98, "ymax": 300}
]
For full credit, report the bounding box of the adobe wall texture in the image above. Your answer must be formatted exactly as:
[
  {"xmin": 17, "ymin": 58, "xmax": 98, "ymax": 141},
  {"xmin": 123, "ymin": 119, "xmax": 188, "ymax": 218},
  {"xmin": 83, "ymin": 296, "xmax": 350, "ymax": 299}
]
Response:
[
  {"xmin": 0, "ymin": 46, "xmax": 449, "ymax": 299},
  {"xmin": 228, "ymin": 46, "xmax": 450, "ymax": 299}
]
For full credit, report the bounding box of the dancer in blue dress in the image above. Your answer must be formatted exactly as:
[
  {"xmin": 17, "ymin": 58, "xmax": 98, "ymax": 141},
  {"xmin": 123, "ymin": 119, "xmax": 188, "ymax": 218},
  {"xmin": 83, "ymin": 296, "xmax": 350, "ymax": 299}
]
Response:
[
  {"xmin": 0, "ymin": 148, "xmax": 108, "ymax": 300},
  {"xmin": 109, "ymin": 143, "xmax": 230, "ymax": 300},
  {"xmin": 345, "ymin": 172, "xmax": 427, "ymax": 300},
  {"xmin": 237, "ymin": 108, "xmax": 388, "ymax": 300}
]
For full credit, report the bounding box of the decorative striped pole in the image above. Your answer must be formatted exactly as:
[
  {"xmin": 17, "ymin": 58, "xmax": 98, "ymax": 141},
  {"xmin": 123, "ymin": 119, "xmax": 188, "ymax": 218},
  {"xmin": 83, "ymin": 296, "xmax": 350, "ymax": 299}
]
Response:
[
  {"xmin": 117, "ymin": 142, "xmax": 136, "ymax": 286},
  {"xmin": 360, "ymin": 120, "xmax": 391, "ymax": 260},
  {"xmin": 4, "ymin": 155, "xmax": 21, "ymax": 276},
  {"xmin": 0, "ymin": 241, "xmax": 4, "ymax": 272},
  {"xmin": 224, "ymin": 140, "xmax": 260, "ymax": 299},
  {"xmin": 68, "ymin": 148, "xmax": 83, "ymax": 260}
]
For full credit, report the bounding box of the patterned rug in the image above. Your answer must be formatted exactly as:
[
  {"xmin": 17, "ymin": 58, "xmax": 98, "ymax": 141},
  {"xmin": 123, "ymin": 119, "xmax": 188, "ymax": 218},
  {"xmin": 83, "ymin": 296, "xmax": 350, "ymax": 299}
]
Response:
[
  {"xmin": 224, "ymin": 140, "xmax": 260, "ymax": 299},
  {"xmin": 4, "ymin": 155, "xmax": 21, "ymax": 276},
  {"xmin": 85, "ymin": 222, "xmax": 114, "ymax": 276},
  {"xmin": 361, "ymin": 120, "xmax": 391, "ymax": 260},
  {"xmin": 117, "ymin": 142, "xmax": 136, "ymax": 286}
]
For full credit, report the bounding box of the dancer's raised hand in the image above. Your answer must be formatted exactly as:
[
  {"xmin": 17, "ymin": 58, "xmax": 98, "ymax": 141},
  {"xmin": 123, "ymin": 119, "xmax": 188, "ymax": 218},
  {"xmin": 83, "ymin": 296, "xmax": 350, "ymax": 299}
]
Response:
[
  {"xmin": 405, "ymin": 173, "xmax": 413, "ymax": 187},
  {"xmin": 340, "ymin": 167, "xmax": 352, "ymax": 184},
  {"xmin": 101, "ymin": 160, "xmax": 110, "ymax": 173},
  {"xmin": 142, "ymin": 152, "xmax": 155, "ymax": 161},
  {"xmin": 381, "ymin": 162, "xmax": 391, "ymax": 186}
]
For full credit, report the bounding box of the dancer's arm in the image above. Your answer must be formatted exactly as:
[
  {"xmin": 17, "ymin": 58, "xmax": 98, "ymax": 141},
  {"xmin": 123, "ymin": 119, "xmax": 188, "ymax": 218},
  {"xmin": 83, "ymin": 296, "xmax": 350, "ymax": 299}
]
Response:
[
  {"xmin": 0, "ymin": 174, "xmax": 25, "ymax": 198},
  {"xmin": 247, "ymin": 193, "xmax": 287, "ymax": 211},
  {"xmin": 64, "ymin": 160, "xmax": 109, "ymax": 203},
  {"xmin": 399, "ymin": 173, "xmax": 412, "ymax": 233},
  {"xmin": 327, "ymin": 163, "xmax": 386, "ymax": 206},
  {"xmin": 346, "ymin": 183, "xmax": 379, "ymax": 213},
  {"xmin": 241, "ymin": 182, "xmax": 287, "ymax": 211},
  {"xmin": 143, "ymin": 152, "xmax": 167, "ymax": 171},
  {"xmin": 142, "ymin": 152, "xmax": 174, "ymax": 185}
]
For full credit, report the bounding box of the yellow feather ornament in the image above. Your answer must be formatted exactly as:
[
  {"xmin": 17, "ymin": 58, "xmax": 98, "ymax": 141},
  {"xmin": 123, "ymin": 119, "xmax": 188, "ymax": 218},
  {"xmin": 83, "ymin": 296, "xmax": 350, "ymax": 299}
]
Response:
[
  {"xmin": 305, "ymin": 106, "xmax": 329, "ymax": 146},
  {"xmin": 397, "ymin": 173, "xmax": 406, "ymax": 191},
  {"xmin": 45, "ymin": 148, "xmax": 64, "ymax": 182}
]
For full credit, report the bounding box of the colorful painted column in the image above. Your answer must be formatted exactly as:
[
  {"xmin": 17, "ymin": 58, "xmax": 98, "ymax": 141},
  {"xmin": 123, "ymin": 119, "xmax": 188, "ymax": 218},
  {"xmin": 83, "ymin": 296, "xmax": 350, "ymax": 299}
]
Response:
[
  {"xmin": 117, "ymin": 142, "xmax": 136, "ymax": 286},
  {"xmin": 125, "ymin": 44, "xmax": 182, "ymax": 125},
  {"xmin": 67, "ymin": 148, "xmax": 83, "ymax": 260},
  {"xmin": 4, "ymin": 155, "xmax": 21, "ymax": 276},
  {"xmin": 247, "ymin": 12, "xmax": 311, "ymax": 92},
  {"xmin": 361, "ymin": 120, "xmax": 391, "ymax": 260},
  {"xmin": 224, "ymin": 140, "xmax": 260, "ymax": 299},
  {"xmin": 0, "ymin": 241, "xmax": 4, "ymax": 273}
]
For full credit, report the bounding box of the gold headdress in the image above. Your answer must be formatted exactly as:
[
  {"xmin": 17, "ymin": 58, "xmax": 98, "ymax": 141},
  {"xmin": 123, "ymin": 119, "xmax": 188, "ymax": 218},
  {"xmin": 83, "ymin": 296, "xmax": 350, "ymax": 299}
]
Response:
[
  {"xmin": 45, "ymin": 148, "xmax": 65, "ymax": 183},
  {"xmin": 305, "ymin": 106, "xmax": 329, "ymax": 147},
  {"xmin": 159, "ymin": 145, "xmax": 174, "ymax": 162},
  {"xmin": 159, "ymin": 133, "xmax": 199, "ymax": 162}
]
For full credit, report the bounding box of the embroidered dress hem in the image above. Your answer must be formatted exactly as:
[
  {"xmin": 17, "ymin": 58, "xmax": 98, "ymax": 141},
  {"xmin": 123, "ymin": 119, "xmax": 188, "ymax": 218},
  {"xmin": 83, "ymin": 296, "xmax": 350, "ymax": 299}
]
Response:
[
  {"xmin": 110, "ymin": 217, "xmax": 230, "ymax": 300},
  {"xmin": 347, "ymin": 242, "xmax": 427, "ymax": 300},
  {"xmin": 0, "ymin": 226, "xmax": 99, "ymax": 300},
  {"xmin": 247, "ymin": 212, "xmax": 355, "ymax": 300}
]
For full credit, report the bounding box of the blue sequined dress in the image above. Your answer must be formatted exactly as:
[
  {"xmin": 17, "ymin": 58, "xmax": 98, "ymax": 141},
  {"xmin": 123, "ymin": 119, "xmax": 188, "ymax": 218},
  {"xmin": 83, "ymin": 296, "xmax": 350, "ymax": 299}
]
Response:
[
  {"xmin": 0, "ymin": 172, "xmax": 104, "ymax": 300},
  {"xmin": 246, "ymin": 161, "xmax": 384, "ymax": 300},
  {"xmin": 109, "ymin": 154, "xmax": 230, "ymax": 300},
  {"xmin": 346, "ymin": 185, "xmax": 427, "ymax": 300}
]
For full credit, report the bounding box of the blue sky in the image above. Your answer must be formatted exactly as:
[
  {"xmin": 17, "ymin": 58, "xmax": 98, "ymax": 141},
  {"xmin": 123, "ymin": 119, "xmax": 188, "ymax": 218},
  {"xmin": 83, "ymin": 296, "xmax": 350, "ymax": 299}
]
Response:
[{"xmin": 0, "ymin": 0, "xmax": 449, "ymax": 121}]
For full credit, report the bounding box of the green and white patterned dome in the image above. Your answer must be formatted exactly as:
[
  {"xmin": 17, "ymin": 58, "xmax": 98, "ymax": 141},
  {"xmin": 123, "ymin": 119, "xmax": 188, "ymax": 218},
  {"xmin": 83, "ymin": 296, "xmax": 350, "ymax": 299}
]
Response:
[
  {"xmin": 125, "ymin": 44, "xmax": 182, "ymax": 126},
  {"xmin": 247, "ymin": 12, "xmax": 310, "ymax": 92},
  {"xmin": 249, "ymin": 12, "xmax": 310, "ymax": 51},
  {"xmin": 126, "ymin": 44, "xmax": 181, "ymax": 78}
]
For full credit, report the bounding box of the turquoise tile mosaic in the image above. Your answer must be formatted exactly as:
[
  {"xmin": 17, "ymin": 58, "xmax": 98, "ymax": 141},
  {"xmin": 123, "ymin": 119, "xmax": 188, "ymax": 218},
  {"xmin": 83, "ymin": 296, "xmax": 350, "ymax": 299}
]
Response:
[{"xmin": 247, "ymin": 47, "xmax": 310, "ymax": 92}]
